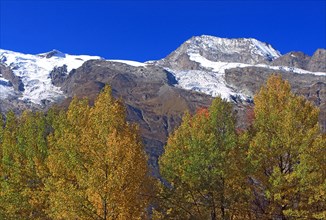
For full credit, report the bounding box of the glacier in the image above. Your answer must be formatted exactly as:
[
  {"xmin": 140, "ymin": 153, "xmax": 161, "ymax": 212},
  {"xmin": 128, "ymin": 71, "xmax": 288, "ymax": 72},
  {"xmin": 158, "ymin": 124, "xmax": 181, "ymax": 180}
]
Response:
[{"xmin": 0, "ymin": 49, "xmax": 102, "ymax": 105}]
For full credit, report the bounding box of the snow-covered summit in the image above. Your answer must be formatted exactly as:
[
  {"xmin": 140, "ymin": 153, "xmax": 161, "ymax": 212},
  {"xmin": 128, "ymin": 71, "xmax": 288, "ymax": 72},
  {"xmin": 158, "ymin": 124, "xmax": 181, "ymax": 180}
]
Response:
[
  {"xmin": 181, "ymin": 35, "xmax": 281, "ymax": 65},
  {"xmin": 157, "ymin": 35, "xmax": 282, "ymax": 72},
  {"xmin": 0, "ymin": 49, "xmax": 102, "ymax": 105},
  {"xmin": 154, "ymin": 35, "xmax": 282, "ymax": 100},
  {"xmin": 38, "ymin": 49, "xmax": 66, "ymax": 58},
  {"xmin": 156, "ymin": 35, "xmax": 325, "ymax": 101}
]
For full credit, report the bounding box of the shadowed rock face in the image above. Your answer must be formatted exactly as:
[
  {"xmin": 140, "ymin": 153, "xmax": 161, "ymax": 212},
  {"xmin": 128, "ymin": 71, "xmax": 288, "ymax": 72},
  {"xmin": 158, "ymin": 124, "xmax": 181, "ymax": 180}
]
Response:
[
  {"xmin": 0, "ymin": 63, "xmax": 24, "ymax": 92},
  {"xmin": 50, "ymin": 64, "xmax": 68, "ymax": 86},
  {"xmin": 308, "ymin": 49, "xmax": 326, "ymax": 72},
  {"xmin": 271, "ymin": 49, "xmax": 326, "ymax": 73},
  {"xmin": 58, "ymin": 60, "xmax": 212, "ymax": 175},
  {"xmin": 271, "ymin": 52, "xmax": 311, "ymax": 70},
  {"xmin": 0, "ymin": 64, "xmax": 32, "ymax": 114}
]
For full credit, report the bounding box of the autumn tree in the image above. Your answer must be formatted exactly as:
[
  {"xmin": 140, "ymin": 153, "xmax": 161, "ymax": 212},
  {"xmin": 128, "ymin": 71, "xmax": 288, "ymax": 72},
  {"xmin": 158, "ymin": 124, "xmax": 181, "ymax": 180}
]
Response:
[
  {"xmin": 46, "ymin": 85, "xmax": 153, "ymax": 220},
  {"xmin": 157, "ymin": 98, "xmax": 251, "ymax": 219},
  {"xmin": 0, "ymin": 114, "xmax": 3, "ymax": 143},
  {"xmin": 248, "ymin": 75, "xmax": 325, "ymax": 219},
  {"xmin": 17, "ymin": 111, "xmax": 50, "ymax": 219},
  {"xmin": 0, "ymin": 111, "xmax": 26, "ymax": 219},
  {"xmin": 0, "ymin": 113, "xmax": 4, "ymax": 220},
  {"xmin": 0, "ymin": 114, "xmax": 3, "ymax": 164},
  {"xmin": 0, "ymin": 111, "xmax": 50, "ymax": 219}
]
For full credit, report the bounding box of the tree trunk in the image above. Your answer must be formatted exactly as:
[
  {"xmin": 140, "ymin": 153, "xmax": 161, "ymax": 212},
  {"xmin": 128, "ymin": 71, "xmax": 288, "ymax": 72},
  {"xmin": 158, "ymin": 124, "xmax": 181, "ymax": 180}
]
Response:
[
  {"xmin": 103, "ymin": 199, "xmax": 107, "ymax": 220},
  {"xmin": 103, "ymin": 163, "xmax": 108, "ymax": 220},
  {"xmin": 211, "ymin": 210, "xmax": 216, "ymax": 220},
  {"xmin": 210, "ymin": 192, "xmax": 217, "ymax": 220},
  {"xmin": 221, "ymin": 203, "xmax": 226, "ymax": 220},
  {"xmin": 220, "ymin": 178, "xmax": 227, "ymax": 220}
]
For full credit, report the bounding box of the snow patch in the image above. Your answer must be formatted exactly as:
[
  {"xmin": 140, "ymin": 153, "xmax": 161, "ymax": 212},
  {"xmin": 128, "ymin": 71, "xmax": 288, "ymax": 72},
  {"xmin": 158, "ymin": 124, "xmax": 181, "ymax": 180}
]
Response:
[
  {"xmin": 166, "ymin": 68, "xmax": 244, "ymax": 100},
  {"xmin": 255, "ymin": 64, "xmax": 326, "ymax": 76},
  {"xmin": 190, "ymin": 52, "xmax": 326, "ymax": 76},
  {"xmin": 170, "ymin": 52, "xmax": 326, "ymax": 100},
  {"xmin": 189, "ymin": 53, "xmax": 252, "ymax": 72},
  {"xmin": 108, "ymin": 60, "xmax": 146, "ymax": 67},
  {"xmin": 250, "ymin": 38, "xmax": 281, "ymax": 59}
]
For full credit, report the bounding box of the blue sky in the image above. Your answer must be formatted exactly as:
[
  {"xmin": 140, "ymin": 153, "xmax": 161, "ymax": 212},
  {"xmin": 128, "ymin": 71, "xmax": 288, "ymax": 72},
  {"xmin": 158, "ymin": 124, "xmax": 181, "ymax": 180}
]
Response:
[{"xmin": 0, "ymin": 0, "xmax": 325, "ymax": 61}]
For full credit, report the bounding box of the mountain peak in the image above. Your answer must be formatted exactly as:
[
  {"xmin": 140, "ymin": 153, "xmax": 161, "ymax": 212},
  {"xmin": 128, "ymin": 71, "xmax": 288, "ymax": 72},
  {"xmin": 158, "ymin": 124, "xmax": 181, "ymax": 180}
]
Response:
[
  {"xmin": 184, "ymin": 35, "xmax": 281, "ymax": 63},
  {"xmin": 38, "ymin": 49, "xmax": 66, "ymax": 58},
  {"xmin": 157, "ymin": 35, "xmax": 281, "ymax": 72}
]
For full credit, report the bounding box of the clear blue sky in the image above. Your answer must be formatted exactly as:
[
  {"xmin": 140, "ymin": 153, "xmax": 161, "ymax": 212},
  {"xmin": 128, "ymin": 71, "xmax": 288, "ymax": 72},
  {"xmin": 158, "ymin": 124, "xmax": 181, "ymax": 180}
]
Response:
[{"xmin": 0, "ymin": 0, "xmax": 325, "ymax": 61}]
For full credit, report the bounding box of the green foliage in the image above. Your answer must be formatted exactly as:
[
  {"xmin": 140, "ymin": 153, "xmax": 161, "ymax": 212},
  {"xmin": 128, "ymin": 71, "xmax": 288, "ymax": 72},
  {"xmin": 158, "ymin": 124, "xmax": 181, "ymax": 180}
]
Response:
[
  {"xmin": 248, "ymin": 74, "xmax": 325, "ymax": 219},
  {"xmin": 0, "ymin": 114, "xmax": 3, "ymax": 144},
  {"xmin": 0, "ymin": 111, "xmax": 50, "ymax": 219},
  {"xmin": 158, "ymin": 98, "xmax": 251, "ymax": 219},
  {"xmin": 157, "ymin": 75, "xmax": 325, "ymax": 219}
]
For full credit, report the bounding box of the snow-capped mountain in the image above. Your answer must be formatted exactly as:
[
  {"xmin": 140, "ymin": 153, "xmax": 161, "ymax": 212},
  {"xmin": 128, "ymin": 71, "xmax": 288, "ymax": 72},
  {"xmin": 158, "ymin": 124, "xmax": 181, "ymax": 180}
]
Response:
[
  {"xmin": 0, "ymin": 35, "xmax": 325, "ymax": 107},
  {"xmin": 184, "ymin": 35, "xmax": 281, "ymax": 63},
  {"xmin": 157, "ymin": 35, "xmax": 281, "ymax": 70},
  {"xmin": 0, "ymin": 49, "xmax": 102, "ymax": 104},
  {"xmin": 156, "ymin": 35, "xmax": 325, "ymax": 99}
]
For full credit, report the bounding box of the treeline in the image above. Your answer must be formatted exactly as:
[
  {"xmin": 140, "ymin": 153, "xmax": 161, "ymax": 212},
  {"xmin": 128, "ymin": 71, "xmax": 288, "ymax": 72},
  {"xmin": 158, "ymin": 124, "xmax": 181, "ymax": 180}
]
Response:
[{"xmin": 0, "ymin": 75, "xmax": 325, "ymax": 220}]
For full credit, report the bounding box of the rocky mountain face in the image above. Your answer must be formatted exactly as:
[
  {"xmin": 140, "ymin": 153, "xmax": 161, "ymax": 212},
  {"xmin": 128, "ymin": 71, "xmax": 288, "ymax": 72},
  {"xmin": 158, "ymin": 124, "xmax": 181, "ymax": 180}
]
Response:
[
  {"xmin": 308, "ymin": 49, "xmax": 326, "ymax": 72},
  {"xmin": 56, "ymin": 60, "xmax": 212, "ymax": 172},
  {"xmin": 271, "ymin": 49, "xmax": 326, "ymax": 72},
  {"xmin": 156, "ymin": 35, "xmax": 281, "ymax": 70},
  {"xmin": 224, "ymin": 67, "xmax": 326, "ymax": 130},
  {"xmin": 271, "ymin": 51, "xmax": 311, "ymax": 70},
  {"xmin": 1, "ymin": 35, "xmax": 325, "ymax": 175}
]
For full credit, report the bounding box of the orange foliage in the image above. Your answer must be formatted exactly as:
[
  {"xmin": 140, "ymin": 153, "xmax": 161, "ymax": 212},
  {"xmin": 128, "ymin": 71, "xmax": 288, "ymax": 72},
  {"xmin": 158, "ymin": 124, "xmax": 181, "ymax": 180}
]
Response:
[{"xmin": 196, "ymin": 107, "xmax": 209, "ymax": 118}]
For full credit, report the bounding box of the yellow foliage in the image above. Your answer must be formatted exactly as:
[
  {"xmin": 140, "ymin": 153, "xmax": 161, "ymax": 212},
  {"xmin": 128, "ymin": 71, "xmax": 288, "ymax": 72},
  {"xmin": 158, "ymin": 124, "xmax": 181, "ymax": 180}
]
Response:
[
  {"xmin": 46, "ymin": 86, "xmax": 154, "ymax": 219},
  {"xmin": 249, "ymin": 74, "xmax": 325, "ymax": 219}
]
